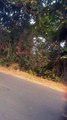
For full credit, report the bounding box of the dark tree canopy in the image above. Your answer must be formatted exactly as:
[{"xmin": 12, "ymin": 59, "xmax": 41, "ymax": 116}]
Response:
[{"xmin": 0, "ymin": 0, "xmax": 67, "ymax": 82}]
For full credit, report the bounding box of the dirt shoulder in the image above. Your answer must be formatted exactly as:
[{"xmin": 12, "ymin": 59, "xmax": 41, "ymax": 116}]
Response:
[{"xmin": 0, "ymin": 66, "xmax": 66, "ymax": 92}]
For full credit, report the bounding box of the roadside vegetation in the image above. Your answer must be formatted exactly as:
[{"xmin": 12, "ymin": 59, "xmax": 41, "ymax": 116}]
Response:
[{"xmin": 0, "ymin": 0, "xmax": 67, "ymax": 82}]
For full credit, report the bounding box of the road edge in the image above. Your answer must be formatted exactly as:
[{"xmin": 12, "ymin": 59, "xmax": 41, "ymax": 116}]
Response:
[{"xmin": 0, "ymin": 66, "xmax": 66, "ymax": 92}]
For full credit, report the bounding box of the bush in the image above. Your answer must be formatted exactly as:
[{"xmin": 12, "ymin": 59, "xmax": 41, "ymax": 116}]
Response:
[
  {"xmin": 27, "ymin": 70, "xmax": 37, "ymax": 76},
  {"xmin": 10, "ymin": 63, "xmax": 19, "ymax": 70}
]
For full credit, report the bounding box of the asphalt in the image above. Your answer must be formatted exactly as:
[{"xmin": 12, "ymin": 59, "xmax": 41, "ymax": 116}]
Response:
[{"xmin": 0, "ymin": 72, "xmax": 64, "ymax": 120}]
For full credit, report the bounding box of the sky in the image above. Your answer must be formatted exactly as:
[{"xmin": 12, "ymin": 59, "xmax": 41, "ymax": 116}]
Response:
[{"xmin": 60, "ymin": 41, "xmax": 66, "ymax": 48}]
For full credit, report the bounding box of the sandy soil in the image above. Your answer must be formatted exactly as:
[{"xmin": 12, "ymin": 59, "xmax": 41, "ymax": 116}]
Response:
[{"xmin": 0, "ymin": 66, "xmax": 66, "ymax": 92}]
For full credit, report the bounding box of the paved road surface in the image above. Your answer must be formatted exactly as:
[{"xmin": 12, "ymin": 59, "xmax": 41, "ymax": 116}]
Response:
[{"xmin": 0, "ymin": 72, "xmax": 63, "ymax": 120}]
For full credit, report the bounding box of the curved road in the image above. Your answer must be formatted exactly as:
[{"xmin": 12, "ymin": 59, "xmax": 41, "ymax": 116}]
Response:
[{"xmin": 0, "ymin": 72, "xmax": 63, "ymax": 120}]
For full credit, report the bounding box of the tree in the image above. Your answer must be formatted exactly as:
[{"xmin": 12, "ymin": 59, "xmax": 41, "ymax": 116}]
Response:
[{"xmin": 0, "ymin": 0, "xmax": 67, "ymax": 81}]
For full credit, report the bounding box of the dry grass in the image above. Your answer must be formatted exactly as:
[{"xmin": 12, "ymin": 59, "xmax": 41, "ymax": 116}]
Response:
[{"xmin": 0, "ymin": 65, "xmax": 66, "ymax": 92}]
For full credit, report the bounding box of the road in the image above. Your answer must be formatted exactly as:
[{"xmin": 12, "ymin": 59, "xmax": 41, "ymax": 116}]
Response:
[{"xmin": 0, "ymin": 72, "xmax": 63, "ymax": 120}]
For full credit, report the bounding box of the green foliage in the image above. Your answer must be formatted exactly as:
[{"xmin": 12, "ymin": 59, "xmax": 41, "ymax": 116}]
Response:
[
  {"xmin": 0, "ymin": 0, "xmax": 67, "ymax": 82},
  {"xmin": 27, "ymin": 70, "xmax": 37, "ymax": 76}
]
